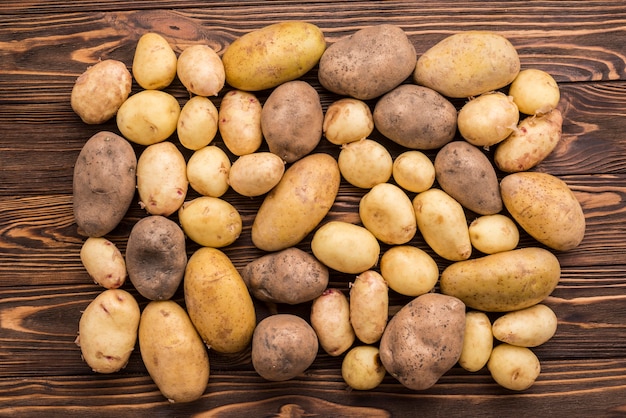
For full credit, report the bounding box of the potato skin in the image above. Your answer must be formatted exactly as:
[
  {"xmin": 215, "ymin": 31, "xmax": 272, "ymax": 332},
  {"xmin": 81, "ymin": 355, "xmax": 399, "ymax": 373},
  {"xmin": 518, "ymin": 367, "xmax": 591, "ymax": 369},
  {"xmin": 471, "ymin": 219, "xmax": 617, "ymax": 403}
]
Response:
[
  {"xmin": 125, "ymin": 215, "xmax": 187, "ymax": 301},
  {"xmin": 379, "ymin": 293, "xmax": 466, "ymax": 390},
  {"xmin": 184, "ymin": 247, "xmax": 256, "ymax": 354},
  {"xmin": 500, "ymin": 171, "xmax": 585, "ymax": 251},
  {"xmin": 73, "ymin": 131, "xmax": 137, "ymax": 237},
  {"xmin": 310, "ymin": 288, "xmax": 355, "ymax": 357},
  {"xmin": 139, "ymin": 301, "xmax": 209, "ymax": 403},
  {"xmin": 223, "ymin": 21, "xmax": 326, "ymax": 92},
  {"xmin": 440, "ymin": 247, "xmax": 561, "ymax": 312},
  {"xmin": 251, "ymin": 153, "xmax": 340, "ymax": 252},
  {"xmin": 318, "ymin": 24, "xmax": 416, "ymax": 100}
]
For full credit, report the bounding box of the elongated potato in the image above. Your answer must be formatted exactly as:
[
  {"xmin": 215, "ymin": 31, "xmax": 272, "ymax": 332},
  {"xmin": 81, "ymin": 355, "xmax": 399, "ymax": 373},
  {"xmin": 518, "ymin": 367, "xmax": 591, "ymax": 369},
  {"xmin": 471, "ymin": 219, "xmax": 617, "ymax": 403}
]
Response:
[
  {"xmin": 440, "ymin": 247, "xmax": 561, "ymax": 312},
  {"xmin": 251, "ymin": 153, "xmax": 340, "ymax": 252},
  {"xmin": 349, "ymin": 270, "xmax": 388, "ymax": 344},
  {"xmin": 458, "ymin": 311, "xmax": 493, "ymax": 372},
  {"xmin": 359, "ymin": 183, "xmax": 416, "ymax": 245},
  {"xmin": 310, "ymin": 288, "xmax": 355, "ymax": 357},
  {"xmin": 492, "ymin": 304, "xmax": 558, "ymax": 347}
]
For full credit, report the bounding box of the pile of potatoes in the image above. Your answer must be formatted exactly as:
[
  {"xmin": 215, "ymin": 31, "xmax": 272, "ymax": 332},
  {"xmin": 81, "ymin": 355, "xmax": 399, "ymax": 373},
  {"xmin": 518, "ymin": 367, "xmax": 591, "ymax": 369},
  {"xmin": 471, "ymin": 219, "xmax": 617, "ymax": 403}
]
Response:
[{"xmin": 71, "ymin": 21, "xmax": 586, "ymax": 402}]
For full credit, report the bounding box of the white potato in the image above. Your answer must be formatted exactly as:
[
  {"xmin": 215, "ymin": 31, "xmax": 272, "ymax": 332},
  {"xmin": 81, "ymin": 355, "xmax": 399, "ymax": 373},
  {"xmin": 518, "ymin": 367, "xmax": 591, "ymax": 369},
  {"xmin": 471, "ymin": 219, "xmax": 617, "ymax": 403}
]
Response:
[
  {"xmin": 178, "ymin": 196, "xmax": 242, "ymax": 248},
  {"xmin": 310, "ymin": 288, "xmax": 355, "ymax": 357},
  {"xmin": 392, "ymin": 151, "xmax": 435, "ymax": 193},
  {"xmin": 488, "ymin": 344, "xmax": 541, "ymax": 390},
  {"xmin": 116, "ymin": 90, "xmax": 180, "ymax": 146},
  {"xmin": 338, "ymin": 139, "xmax": 392, "ymax": 189},
  {"xmin": 177, "ymin": 96, "xmax": 219, "ymax": 150},
  {"xmin": 509, "ymin": 68, "xmax": 560, "ymax": 115},
  {"xmin": 228, "ymin": 152, "xmax": 285, "ymax": 197},
  {"xmin": 132, "ymin": 32, "xmax": 177, "ymax": 90},
  {"xmin": 379, "ymin": 245, "xmax": 438, "ymax": 297},
  {"xmin": 492, "ymin": 304, "xmax": 558, "ymax": 347},
  {"xmin": 177, "ymin": 44, "xmax": 225, "ymax": 97},
  {"xmin": 469, "ymin": 214, "xmax": 520, "ymax": 254},
  {"xmin": 218, "ymin": 90, "xmax": 263, "ymax": 156},
  {"xmin": 186, "ymin": 145, "xmax": 231, "ymax": 198},
  {"xmin": 323, "ymin": 98, "xmax": 374, "ymax": 145},
  {"xmin": 458, "ymin": 311, "xmax": 493, "ymax": 372},
  {"xmin": 341, "ymin": 345, "xmax": 386, "ymax": 390},
  {"xmin": 80, "ymin": 237, "xmax": 127, "ymax": 289},
  {"xmin": 349, "ymin": 270, "xmax": 388, "ymax": 344},
  {"xmin": 359, "ymin": 183, "xmax": 416, "ymax": 245}
]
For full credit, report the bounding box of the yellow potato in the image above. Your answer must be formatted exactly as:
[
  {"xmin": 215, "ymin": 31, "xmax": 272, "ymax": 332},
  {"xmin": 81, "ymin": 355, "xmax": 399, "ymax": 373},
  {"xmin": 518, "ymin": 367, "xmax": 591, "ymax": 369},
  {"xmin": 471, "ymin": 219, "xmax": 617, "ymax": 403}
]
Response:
[
  {"xmin": 228, "ymin": 152, "xmax": 285, "ymax": 197},
  {"xmin": 500, "ymin": 171, "xmax": 585, "ymax": 251},
  {"xmin": 75, "ymin": 289, "xmax": 140, "ymax": 373},
  {"xmin": 310, "ymin": 289, "xmax": 355, "ymax": 357},
  {"xmin": 177, "ymin": 44, "xmax": 224, "ymax": 96},
  {"xmin": 177, "ymin": 96, "xmax": 219, "ymax": 150},
  {"xmin": 137, "ymin": 141, "xmax": 188, "ymax": 216},
  {"xmin": 379, "ymin": 245, "xmax": 438, "ymax": 297},
  {"xmin": 338, "ymin": 139, "xmax": 393, "ymax": 189},
  {"xmin": 310, "ymin": 221, "xmax": 380, "ymax": 274},
  {"xmin": 468, "ymin": 214, "xmax": 519, "ymax": 254},
  {"xmin": 414, "ymin": 31, "xmax": 520, "ymax": 98},
  {"xmin": 487, "ymin": 344, "xmax": 541, "ymax": 390},
  {"xmin": 349, "ymin": 270, "xmax": 388, "ymax": 344},
  {"xmin": 186, "ymin": 145, "xmax": 231, "ymax": 197},
  {"xmin": 251, "ymin": 153, "xmax": 340, "ymax": 252},
  {"xmin": 116, "ymin": 90, "xmax": 180, "ymax": 146},
  {"xmin": 457, "ymin": 92, "xmax": 519, "ymax": 147},
  {"xmin": 139, "ymin": 300, "xmax": 209, "ymax": 403},
  {"xmin": 218, "ymin": 90, "xmax": 263, "ymax": 156},
  {"xmin": 184, "ymin": 247, "xmax": 256, "ymax": 354},
  {"xmin": 359, "ymin": 183, "xmax": 416, "ymax": 245},
  {"xmin": 509, "ymin": 68, "xmax": 560, "ymax": 115},
  {"xmin": 323, "ymin": 98, "xmax": 374, "ymax": 145},
  {"xmin": 440, "ymin": 247, "xmax": 561, "ymax": 312},
  {"xmin": 222, "ymin": 21, "xmax": 326, "ymax": 91},
  {"xmin": 412, "ymin": 188, "xmax": 472, "ymax": 261},
  {"xmin": 492, "ymin": 304, "xmax": 558, "ymax": 347},
  {"xmin": 341, "ymin": 346, "xmax": 386, "ymax": 390},
  {"xmin": 392, "ymin": 151, "xmax": 435, "ymax": 193},
  {"xmin": 458, "ymin": 311, "xmax": 493, "ymax": 372},
  {"xmin": 178, "ymin": 196, "xmax": 242, "ymax": 248},
  {"xmin": 80, "ymin": 237, "xmax": 127, "ymax": 289},
  {"xmin": 132, "ymin": 32, "xmax": 177, "ymax": 90}
]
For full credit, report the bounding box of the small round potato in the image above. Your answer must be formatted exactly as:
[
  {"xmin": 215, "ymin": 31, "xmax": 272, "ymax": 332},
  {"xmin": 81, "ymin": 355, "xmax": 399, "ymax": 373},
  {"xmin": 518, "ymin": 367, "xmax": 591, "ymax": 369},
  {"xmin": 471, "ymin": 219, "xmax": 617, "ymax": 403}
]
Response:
[
  {"xmin": 177, "ymin": 96, "xmax": 219, "ymax": 150},
  {"xmin": 186, "ymin": 145, "xmax": 231, "ymax": 197},
  {"xmin": 341, "ymin": 346, "xmax": 386, "ymax": 390},
  {"xmin": 487, "ymin": 344, "xmax": 541, "ymax": 391},
  {"xmin": 492, "ymin": 304, "xmax": 558, "ymax": 347},
  {"xmin": 132, "ymin": 32, "xmax": 177, "ymax": 90},
  {"xmin": 178, "ymin": 196, "xmax": 242, "ymax": 248},
  {"xmin": 177, "ymin": 44, "xmax": 225, "ymax": 97},
  {"xmin": 116, "ymin": 90, "xmax": 180, "ymax": 146},
  {"xmin": 379, "ymin": 245, "xmax": 438, "ymax": 297},
  {"xmin": 359, "ymin": 183, "xmax": 416, "ymax": 245},
  {"xmin": 509, "ymin": 68, "xmax": 560, "ymax": 115},
  {"xmin": 323, "ymin": 98, "xmax": 374, "ymax": 145},
  {"xmin": 80, "ymin": 237, "xmax": 127, "ymax": 289},
  {"xmin": 458, "ymin": 311, "xmax": 493, "ymax": 372},
  {"xmin": 349, "ymin": 270, "xmax": 389, "ymax": 344},
  {"xmin": 228, "ymin": 152, "xmax": 285, "ymax": 197},
  {"xmin": 218, "ymin": 90, "xmax": 263, "ymax": 156},
  {"xmin": 310, "ymin": 289, "xmax": 355, "ymax": 357},
  {"xmin": 469, "ymin": 214, "xmax": 520, "ymax": 254},
  {"xmin": 457, "ymin": 92, "xmax": 519, "ymax": 147},
  {"xmin": 338, "ymin": 139, "xmax": 393, "ymax": 189},
  {"xmin": 392, "ymin": 151, "xmax": 435, "ymax": 193}
]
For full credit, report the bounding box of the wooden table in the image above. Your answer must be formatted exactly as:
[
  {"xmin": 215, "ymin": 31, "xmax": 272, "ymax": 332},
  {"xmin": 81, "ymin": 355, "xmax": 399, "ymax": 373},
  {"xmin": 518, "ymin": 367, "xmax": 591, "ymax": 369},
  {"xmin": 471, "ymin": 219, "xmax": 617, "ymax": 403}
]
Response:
[{"xmin": 2, "ymin": 1, "xmax": 626, "ymax": 416}]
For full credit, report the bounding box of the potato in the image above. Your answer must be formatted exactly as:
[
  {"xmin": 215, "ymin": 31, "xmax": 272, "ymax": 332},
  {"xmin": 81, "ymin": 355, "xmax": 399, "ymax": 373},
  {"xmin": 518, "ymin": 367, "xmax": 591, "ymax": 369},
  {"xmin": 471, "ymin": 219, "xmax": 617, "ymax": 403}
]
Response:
[
  {"xmin": 458, "ymin": 311, "xmax": 493, "ymax": 372},
  {"xmin": 392, "ymin": 151, "xmax": 435, "ymax": 193},
  {"xmin": 492, "ymin": 304, "xmax": 558, "ymax": 347},
  {"xmin": 261, "ymin": 80, "xmax": 323, "ymax": 163},
  {"xmin": 414, "ymin": 31, "xmax": 520, "ymax": 98},
  {"xmin": 218, "ymin": 90, "xmax": 263, "ymax": 156},
  {"xmin": 359, "ymin": 183, "xmax": 416, "ymax": 245},
  {"xmin": 494, "ymin": 109, "xmax": 563, "ymax": 173},
  {"xmin": 184, "ymin": 247, "xmax": 256, "ymax": 354},
  {"xmin": 379, "ymin": 245, "xmax": 438, "ymax": 297},
  {"xmin": 323, "ymin": 98, "xmax": 374, "ymax": 145},
  {"xmin": 80, "ymin": 237, "xmax": 126, "ymax": 289},
  {"xmin": 469, "ymin": 214, "xmax": 519, "ymax": 254},
  {"xmin": 132, "ymin": 32, "xmax": 177, "ymax": 90},
  {"xmin": 138, "ymin": 300, "xmax": 209, "ymax": 403},
  {"xmin": 176, "ymin": 44, "xmax": 225, "ymax": 96},
  {"xmin": 251, "ymin": 314, "xmax": 318, "ymax": 381},
  {"xmin": 412, "ymin": 188, "xmax": 472, "ymax": 261},
  {"xmin": 311, "ymin": 221, "xmax": 380, "ymax": 275},
  {"xmin": 125, "ymin": 215, "xmax": 187, "ymax": 301},
  {"xmin": 75, "ymin": 289, "xmax": 140, "ymax": 373},
  {"xmin": 310, "ymin": 289, "xmax": 355, "ymax": 357},
  {"xmin": 373, "ymin": 84, "xmax": 457, "ymax": 150},
  {"xmin": 137, "ymin": 141, "xmax": 188, "ymax": 216},
  {"xmin": 71, "ymin": 59, "xmax": 132, "ymax": 124},
  {"xmin": 251, "ymin": 153, "xmax": 340, "ymax": 252},
  {"xmin": 178, "ymin": 196, "xmax": 242, "ymax": 248},
  {"xmin": 341, "ymin": 346, "xmax": 386, "ymax": 390},
  {"xmin": 73, "ymin": 131, "xmax": 137, "ymax": 237},
  {"xmin": 457, "ymin": 92, "xmax": 519, "ymax": 147},
  {"xmin": 177, "ymin": 96, "xmax": 219, "ymax": 150},
  {"xmin": 487, "ymin": 344, "xmax": 541, "ymax": 391},
  {"xmin": 349, "ymin": 270, "xmax": 388, "ymax": 344},
  {"xmin": 186, "ymin": 145, "xmax": 231, "ymax": 198},
  {"xmin": 318, "ymin": 24, "xmax": 416, "ymax": 100},
  {"xmin": 222, "ymin": 21, "xmax": 326, "ymax": 92},
  {"xmin": 379, "ymin": 293, "xmax": 466, "ymax": 390},
  {"xmin": 241, "ymin": 247, "xmax": 329, "ymax": 305},
  {"xmin": 509, "ymin": 68, "xmax": 560, "ymax": 115},
  {"xmin": 434, "ymin": 141, "xmax": 502, "ymax": 215},
  {"xmin": 338, "ymin": 139, "xmax": 393, "ymax": 189},
  {"xmin": 439, "ymin": 247, "xmax": 561, "ymax": 312},
  {"xmin": 500, "ymin": 171, "xmax": 585, "ymax": 251},
  {"xmin": 228, "ymin": 152, "xmax": 285, "ymax": 197},
  {"xmin": 116, "ymin": 90, "xmax": 180, "ymax": 146}
]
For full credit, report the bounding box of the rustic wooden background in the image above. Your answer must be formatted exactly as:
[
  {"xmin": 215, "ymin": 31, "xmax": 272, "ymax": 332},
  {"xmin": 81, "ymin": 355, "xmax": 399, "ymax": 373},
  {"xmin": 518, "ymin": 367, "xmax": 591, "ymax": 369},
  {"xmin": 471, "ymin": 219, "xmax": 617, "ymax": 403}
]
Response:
[{"xmin": 2, "ymin": 1, "xmax": 626, "ymax": 416}]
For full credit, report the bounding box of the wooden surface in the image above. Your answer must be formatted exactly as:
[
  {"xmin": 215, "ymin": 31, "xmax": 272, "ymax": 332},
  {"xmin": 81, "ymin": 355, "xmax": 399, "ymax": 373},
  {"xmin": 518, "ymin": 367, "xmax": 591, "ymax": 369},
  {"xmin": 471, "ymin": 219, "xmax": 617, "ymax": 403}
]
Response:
[{"xmin": 2, "ymin": 1, "xmax": 626, "ymax": 416}]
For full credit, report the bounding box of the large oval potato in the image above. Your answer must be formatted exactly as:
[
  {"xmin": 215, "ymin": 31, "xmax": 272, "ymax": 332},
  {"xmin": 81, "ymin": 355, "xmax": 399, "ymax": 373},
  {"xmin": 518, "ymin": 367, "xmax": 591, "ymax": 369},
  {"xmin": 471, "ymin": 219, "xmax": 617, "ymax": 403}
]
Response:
[
  {"xmin": 251, "ymin": 153, "xmax": 340, "ymax": 252},
  {"xmin": 310, "ymin": 288, "xmax": 355, "ymax": 357},
  {"xmin": 440, "ymin": 247, "xmax": 561, "ymax": 312},
  {"xmin": 116, "ymin": 90, "xmax": 180, "ymax": 146},
  {"xmin": 132, "ymin": 32, "xmax": 177, "ymax": 90},
  {"xmin": 318, "ymin": 24, "xmax": 416, "ymax": 100},
  {"xmin": 184, "ymin": 247, "xmax": 256, "ymax": 354},
  {"xmin": 359, "ymin": 182, "xmax": 416, "ymax": 245},
  {"xmin": 500, "ymin": 171, "xmax": 585, "ymax": 251},
  {"xmin": 223, "ymin": 21, "xmax": 326, "ymax": 91},
  {"xmin": 178, "ymin": 196, "xmax": 242, "ymax": 248},
  {"xmin": 349, "ymin": 270, "xmax": 389, "ymax": 344},
  {"xmin": 139, "ymin": 300, "xmax": 209, "ymax": 403},
  {"xmin": 73, "ymin": 131, "xmax": 137, "ymax": 237},
  {"xmin": 414, "ymin": 31, "xmax": 520, "ymax": 98}
]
